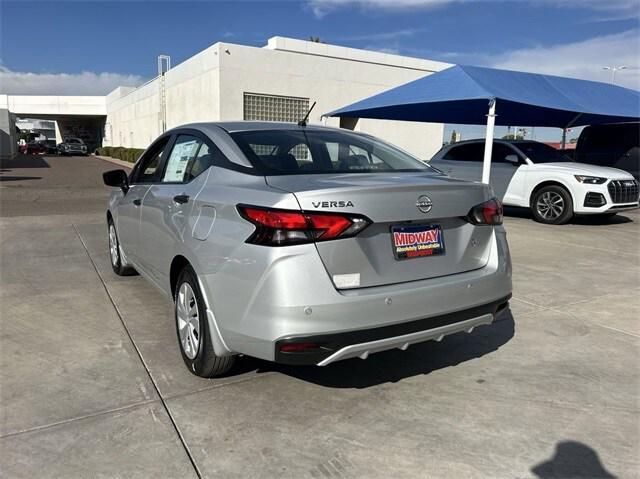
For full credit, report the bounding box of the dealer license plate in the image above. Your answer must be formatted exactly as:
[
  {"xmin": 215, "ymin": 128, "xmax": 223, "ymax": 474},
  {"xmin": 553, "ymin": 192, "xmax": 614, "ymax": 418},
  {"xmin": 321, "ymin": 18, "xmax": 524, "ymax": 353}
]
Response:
[{"xmin": 391, "ymin": 224, "xmax": 445, "ymax": 260}]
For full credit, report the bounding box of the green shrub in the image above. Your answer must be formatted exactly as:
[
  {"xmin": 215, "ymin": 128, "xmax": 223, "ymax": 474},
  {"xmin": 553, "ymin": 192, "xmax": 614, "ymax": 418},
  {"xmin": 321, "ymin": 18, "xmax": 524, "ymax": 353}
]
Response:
[
  {"xmin": 96, "ymin": 146, "xmax": 144, "ymax": 163},
  {"xmin": 110, "ymin": 147, "xmax": 124, "ymax": 159}
]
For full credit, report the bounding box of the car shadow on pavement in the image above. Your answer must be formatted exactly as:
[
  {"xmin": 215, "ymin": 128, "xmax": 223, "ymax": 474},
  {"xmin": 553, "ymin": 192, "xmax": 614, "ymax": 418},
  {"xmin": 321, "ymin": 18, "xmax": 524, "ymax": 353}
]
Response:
[
  {"xmin": 503, "ymin": 206, "xmax": 633, "ymax": 225},
  {"xmin": 572, "ymin": 214, "xmax": 632, "ymax": 225},
  {"xmin": 237, "ymin": 309, "xmax": 515, "ymax": 389},
  {"xmin": 0, "ymin": 155, "xmax": 51, "ymax": 168},
  {"xmin": 531, "ymin": 440, "xmax": 617, "ymax": 478},
  {"xmin": 0, "ymin": 176, "xmax": 42, "ymax": 182}
]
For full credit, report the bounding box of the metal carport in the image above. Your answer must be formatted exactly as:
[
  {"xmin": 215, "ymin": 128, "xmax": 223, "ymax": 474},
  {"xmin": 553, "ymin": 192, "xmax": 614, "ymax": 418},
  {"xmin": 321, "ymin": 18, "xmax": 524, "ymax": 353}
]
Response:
[{"xmin": 326, "ymin": 65, "xmax": 640, "ymax": 183}]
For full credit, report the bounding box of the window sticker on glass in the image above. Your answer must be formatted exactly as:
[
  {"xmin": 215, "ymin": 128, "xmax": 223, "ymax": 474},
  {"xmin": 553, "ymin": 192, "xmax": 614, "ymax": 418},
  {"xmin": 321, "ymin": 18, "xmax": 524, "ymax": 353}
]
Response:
[{"xmin": 163, "ymin": 139, "xmax": 200, "ymax": 182}]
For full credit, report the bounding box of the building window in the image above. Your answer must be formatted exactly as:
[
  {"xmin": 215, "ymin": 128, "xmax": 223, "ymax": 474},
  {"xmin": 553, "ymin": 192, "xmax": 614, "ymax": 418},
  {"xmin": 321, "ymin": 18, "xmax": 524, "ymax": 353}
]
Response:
[
  {"xmin": 243, "ymin": 93, "xmax": 310, "ymax": 157},
  {"xmin": 243, "ymin": 93, "xmax": 309, "ymax": 124}
]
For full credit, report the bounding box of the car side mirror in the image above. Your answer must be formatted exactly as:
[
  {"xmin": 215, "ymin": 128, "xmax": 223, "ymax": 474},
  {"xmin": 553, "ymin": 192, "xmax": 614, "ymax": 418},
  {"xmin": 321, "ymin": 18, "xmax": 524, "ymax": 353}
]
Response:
[
  {"xmin": 103, "ymin": 169, "xmax": 129, "ymax": 193},
  {"xmin": 504, "ymin": 154, "xmax": 520, "ymax": 164}
]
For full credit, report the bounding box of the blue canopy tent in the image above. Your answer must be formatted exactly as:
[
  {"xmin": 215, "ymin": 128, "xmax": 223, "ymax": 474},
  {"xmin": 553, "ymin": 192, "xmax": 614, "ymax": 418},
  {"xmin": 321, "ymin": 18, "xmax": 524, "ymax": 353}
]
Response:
[{"xmin": 326, "ymin": 65, "xmax": 640, "ymax": 183}]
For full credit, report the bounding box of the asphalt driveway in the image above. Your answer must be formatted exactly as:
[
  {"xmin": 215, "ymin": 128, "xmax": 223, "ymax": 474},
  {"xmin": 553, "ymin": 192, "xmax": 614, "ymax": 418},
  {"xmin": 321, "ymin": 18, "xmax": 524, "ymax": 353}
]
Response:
[{"xmin": 1, "ymin": 154, "xmax": 638, "ymax": 478}]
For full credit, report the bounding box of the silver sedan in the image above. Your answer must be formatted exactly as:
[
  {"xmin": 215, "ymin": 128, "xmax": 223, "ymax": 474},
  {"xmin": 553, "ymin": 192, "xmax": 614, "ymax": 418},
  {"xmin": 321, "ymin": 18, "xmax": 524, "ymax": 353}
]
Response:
[{"xmin": 103, "ymin": 122, "xmax": 512, "ymax": 377}]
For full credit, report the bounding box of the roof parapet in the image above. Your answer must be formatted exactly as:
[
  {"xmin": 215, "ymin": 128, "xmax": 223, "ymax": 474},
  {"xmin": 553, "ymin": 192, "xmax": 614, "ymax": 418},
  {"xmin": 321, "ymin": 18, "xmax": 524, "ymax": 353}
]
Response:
[{"xmin": 264, "ymin": 36, "xmax": 451, "ymax": 73}]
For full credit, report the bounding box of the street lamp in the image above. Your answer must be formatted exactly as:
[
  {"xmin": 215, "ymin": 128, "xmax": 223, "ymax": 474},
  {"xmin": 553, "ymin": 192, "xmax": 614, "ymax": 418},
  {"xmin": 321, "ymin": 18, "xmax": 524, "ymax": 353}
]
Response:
[{"xmin": 603, "ymin": 65, "xmax": 627, "ymax": 84}]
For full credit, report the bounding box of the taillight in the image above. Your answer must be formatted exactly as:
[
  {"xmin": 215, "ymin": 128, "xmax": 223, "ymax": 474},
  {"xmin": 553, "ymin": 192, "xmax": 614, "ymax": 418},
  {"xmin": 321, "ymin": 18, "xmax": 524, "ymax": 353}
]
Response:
[
  {"xmin": 466, "ymin": 198, "xmax": 503, "ymax": 225},
  {"xmin": 237, "ymin": 205, "xmax": 371, "ymax": 246}
]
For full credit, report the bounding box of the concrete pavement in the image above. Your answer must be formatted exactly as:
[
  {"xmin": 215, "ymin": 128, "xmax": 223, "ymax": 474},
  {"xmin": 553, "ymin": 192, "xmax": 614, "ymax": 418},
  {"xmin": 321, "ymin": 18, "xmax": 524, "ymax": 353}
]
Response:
[{"xmin": 1, "ymin": 154, "xmax": 638, "ymax": 478}]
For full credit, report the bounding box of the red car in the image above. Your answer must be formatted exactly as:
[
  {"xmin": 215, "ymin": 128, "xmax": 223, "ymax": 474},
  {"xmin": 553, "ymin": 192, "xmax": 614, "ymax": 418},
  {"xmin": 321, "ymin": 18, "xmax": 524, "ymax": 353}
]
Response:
[{"xmin": 19, "ymin": 141, "xmax": 48, "ymax": 155}]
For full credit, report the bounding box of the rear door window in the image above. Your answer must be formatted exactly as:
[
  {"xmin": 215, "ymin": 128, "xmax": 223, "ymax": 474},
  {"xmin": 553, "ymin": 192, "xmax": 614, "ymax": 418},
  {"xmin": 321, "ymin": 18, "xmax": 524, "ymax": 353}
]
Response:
[
  {"xmin": 443, "ymin": 143, "xmax": 484, "ymax": 161},
  {"xmin": 185, "ymin": 143, "xmax": 219, "ymax": 181},
  {"xmin": 517, "ymin": 141, "xmax": 570, "ymax": 163},
  {"xmin": 491, "ymin": 144, "xmax": 521, "ymax": 163}
]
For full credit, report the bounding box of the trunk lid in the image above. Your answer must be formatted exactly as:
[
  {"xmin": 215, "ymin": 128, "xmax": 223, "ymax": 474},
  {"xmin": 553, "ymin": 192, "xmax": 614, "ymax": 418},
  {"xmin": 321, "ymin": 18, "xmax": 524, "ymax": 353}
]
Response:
[{"xmin": 267, "ymin": 172, "xmax": 495, "ymax": 289}]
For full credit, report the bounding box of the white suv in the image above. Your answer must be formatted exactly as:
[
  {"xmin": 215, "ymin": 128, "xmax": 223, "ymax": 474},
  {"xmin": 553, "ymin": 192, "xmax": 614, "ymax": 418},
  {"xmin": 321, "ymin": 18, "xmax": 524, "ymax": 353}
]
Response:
[{"xmin": 430, "ymin": 140, "xmax": 639, "ymax": 224}]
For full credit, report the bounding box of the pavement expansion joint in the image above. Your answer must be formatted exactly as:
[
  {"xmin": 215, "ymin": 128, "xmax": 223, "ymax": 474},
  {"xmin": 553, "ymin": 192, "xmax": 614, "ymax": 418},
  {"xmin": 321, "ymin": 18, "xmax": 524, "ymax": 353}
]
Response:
[
  {"xmin": 71, "ymin": 223, "xmax": 203, "ymax": 479},
  {"xmin": 0, "ymin": 399, "xmax": 158, "ymax": 440}
]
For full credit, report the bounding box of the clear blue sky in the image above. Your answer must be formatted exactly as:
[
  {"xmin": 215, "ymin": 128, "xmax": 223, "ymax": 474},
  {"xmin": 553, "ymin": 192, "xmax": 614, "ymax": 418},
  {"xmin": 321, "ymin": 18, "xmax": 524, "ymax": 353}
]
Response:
[{"xmin": 1, "ymin": 0, "xmax": 638, "ymax": 141}]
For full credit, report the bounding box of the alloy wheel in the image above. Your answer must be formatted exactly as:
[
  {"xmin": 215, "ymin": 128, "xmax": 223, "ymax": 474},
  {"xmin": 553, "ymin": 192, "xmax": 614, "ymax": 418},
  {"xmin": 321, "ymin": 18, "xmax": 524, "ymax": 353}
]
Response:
[
  {"xmin": 109, "ymin": 224, "xmax": 119, "ymax": 266},
  {"xmin": 177, "ymin": 282, "xmax": 201, "ymax": 360},
  {"xmin": 536, "ymin": 191, "xmax": 564, "ymax": 220}
]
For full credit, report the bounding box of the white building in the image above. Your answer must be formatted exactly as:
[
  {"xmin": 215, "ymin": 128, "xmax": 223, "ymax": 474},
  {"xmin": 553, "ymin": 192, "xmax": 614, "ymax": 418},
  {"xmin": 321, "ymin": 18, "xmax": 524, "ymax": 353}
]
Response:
[
  {"xmin": 1, "ymin": 37, "xmax": 451, "ymax": 160},
  {"xmin": 0, "ymin": 95, "xmax": 107, "ymax": 158}
]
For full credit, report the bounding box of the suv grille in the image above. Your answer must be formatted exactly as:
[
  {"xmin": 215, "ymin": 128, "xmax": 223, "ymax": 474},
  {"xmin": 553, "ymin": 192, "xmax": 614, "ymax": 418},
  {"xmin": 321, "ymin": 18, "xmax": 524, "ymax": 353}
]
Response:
[{"xmin": 608, "ymin": 180, "xmax": 639, "ymax": 204}]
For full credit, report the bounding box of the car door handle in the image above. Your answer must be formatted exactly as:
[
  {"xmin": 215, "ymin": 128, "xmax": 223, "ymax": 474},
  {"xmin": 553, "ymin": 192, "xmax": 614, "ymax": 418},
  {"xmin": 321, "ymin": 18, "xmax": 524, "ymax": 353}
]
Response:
[
  {"xmin": 133, "ymin": 198, "xmax": 142, "ymax": 206},
  {"xmin": 173, "ymin": 194, "xmax": 190, "ymax": 204}
]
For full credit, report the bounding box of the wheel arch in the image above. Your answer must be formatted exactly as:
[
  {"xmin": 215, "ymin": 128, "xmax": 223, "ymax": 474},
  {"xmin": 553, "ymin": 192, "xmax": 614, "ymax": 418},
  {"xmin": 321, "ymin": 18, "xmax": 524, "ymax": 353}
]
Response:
[
  {"xmin": 170, "ymin": 255, "xmax": 191, "ymax": 298},
  {"xmin": 529, "ymin": 180, "xmax": 575, "ymax": 208},
  {"xmin": 169, "ymin": 254, "xmax": 234, "ymax": 357}
]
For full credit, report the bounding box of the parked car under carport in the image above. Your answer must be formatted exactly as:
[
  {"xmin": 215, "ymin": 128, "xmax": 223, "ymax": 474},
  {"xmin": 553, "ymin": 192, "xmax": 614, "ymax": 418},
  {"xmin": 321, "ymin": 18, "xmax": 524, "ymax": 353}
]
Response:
[
  {"xmin": 58, "ymin": 137, "xmax": 88, "ymax": 156},
  {"xmin": 430, "ymin": 139, "xmax": 639, "ymax": 225},
  {"xmin": 19, "ymin": 141, "xmax": 47, "ymax": 155},
  {"xmin": 575, "ymin": 122, "xmax": 639, "ymax": 180}
]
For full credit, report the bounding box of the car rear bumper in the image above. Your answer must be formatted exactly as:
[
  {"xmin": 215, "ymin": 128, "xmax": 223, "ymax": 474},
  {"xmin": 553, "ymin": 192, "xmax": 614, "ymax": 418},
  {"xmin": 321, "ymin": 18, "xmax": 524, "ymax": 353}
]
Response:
[
  {"xmin": 275, "ymin": 295, "xmax": 510, "ymax": 365},
  {"xmin": 205, "ymin": 227, "xmax": 512, "ymax": 364}
]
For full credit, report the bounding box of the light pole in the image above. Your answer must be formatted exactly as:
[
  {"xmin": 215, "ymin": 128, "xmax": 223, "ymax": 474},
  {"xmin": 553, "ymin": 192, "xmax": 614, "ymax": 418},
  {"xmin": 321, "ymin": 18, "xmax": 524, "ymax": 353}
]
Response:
[{"xmin": 603, "ymin": 65, "xmax": 627, "ymax": 84}]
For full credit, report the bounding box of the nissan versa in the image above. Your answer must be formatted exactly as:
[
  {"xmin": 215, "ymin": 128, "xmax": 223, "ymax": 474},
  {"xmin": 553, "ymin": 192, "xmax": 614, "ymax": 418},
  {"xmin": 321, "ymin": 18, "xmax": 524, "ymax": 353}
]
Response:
[{"xmin": 103, "ymin": 122, "xmax": 512, "ymax": 377}]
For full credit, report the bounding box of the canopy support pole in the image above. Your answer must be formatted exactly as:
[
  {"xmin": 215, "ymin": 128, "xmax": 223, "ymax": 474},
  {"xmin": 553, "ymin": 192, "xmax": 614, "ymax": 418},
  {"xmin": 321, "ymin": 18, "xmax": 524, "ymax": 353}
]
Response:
[
  {"xmin": 482, "ymin": 99, "xmax": 497, "ymax": 184},
  {"xmin": 561, "ymin": 113, "xmax": 583, "ymax": 149}
]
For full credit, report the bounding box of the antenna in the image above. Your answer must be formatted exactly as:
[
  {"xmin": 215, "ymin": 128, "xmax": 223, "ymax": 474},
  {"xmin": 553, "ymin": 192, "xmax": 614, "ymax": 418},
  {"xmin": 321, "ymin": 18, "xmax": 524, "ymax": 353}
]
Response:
[{"xmin": 298, "ymin": 101, "xmax": 317, "ymax": 127}]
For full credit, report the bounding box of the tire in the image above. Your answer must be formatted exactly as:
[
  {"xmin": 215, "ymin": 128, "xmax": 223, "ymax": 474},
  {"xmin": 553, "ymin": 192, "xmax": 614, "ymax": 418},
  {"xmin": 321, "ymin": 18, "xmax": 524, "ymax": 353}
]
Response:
[
  {"xmin": 107, "ymin": 218, "xmax": 137, "ymax": 276},
  {"xmin": 531, "ymin": 185, "xmax": 573, "ymax": 225},
  {"xmin": 174, "ymin": 265, "xmax": 236, "ymax": 377}
]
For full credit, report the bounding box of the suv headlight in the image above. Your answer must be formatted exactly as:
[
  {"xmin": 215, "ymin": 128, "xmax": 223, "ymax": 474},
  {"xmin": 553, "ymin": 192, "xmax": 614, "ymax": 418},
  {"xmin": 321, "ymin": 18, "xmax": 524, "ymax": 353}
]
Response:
[{"xmin": 574, "ymin": 175, "xmax": 607, "ymax": 184}]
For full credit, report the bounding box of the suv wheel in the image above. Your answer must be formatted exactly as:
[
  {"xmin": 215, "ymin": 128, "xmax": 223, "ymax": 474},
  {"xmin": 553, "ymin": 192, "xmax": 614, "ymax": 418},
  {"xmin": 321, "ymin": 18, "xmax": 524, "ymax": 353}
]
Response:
[
  {"xmin": 175, "ymin": 265, "xmax": 236, "ymax": 377},
  {"xmin": 108, "ymin": 219, "xmax": 137, "ymax": 276},
  {"xmin": 531, "ymin": 185, "xmax": 573, "ymax": 225}
]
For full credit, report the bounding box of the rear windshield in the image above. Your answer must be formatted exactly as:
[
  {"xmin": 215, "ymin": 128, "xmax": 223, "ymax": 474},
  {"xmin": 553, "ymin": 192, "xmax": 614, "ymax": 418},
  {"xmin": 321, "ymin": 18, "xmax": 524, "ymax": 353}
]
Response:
[
  {"xmin": 230, "ymin": 129, "xmax": 434, "ymax": 175},
  {"xmin": 517, "ymin": 141, "xmax": 571, "ymax": 163}
]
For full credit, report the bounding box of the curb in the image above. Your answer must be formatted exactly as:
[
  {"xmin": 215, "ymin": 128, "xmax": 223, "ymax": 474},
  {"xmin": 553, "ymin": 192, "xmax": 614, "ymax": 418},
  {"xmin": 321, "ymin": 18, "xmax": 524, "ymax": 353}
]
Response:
[{"xmin": 94, "ymin": 155, "xmax": 134, "ymax": 170}]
